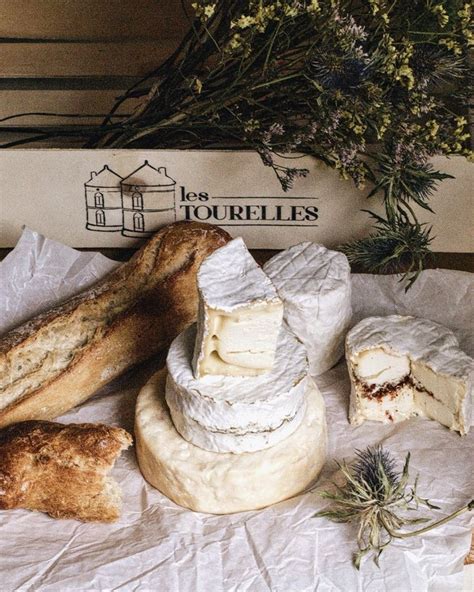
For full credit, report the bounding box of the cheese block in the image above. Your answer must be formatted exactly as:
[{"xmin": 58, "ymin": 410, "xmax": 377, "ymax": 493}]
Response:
[
  {"xmin": 135, "ymin": 368, "xmax": 327, "ymax": 514},
  {"xmin": 346, "ymin": 315, "xmax": 473, "ymax": 435},
  {"xmin": 263, "ymin": 242, "xmax": 352, "ymax": 376},
  {"xmin": 192, "ymin": 237, "xmax": 283, "ymax": 378},
  {"xmin": 166, "ymin": 323, "xmax": 308, "ymax": 453}
]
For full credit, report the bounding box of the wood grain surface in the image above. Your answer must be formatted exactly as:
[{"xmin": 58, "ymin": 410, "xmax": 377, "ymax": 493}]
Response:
[
  {"xmin": 0, "ymin": 0, "xmax": 190, "ymax": 41},
  {"xmin": 3, "ymin": 248, "xmax": 470, "ymax": 271},
  {"xmin": 0, "ymin": 41, "xmax": 180, "ymax": 78},
  {"xmin": 0, "ymin": 1, "xmax": 190, "ymax": 138}
]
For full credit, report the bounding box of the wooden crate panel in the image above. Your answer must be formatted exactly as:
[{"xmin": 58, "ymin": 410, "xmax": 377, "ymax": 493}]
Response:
[
  {"xmin": 0, "ymin": 0, "xmax": 190, "ymax": 41},
  {"xmin": 0, "ymin": 41, "xmax": 179, "ymax": 77},
  {"xmin": 0, "ymin": 90, "xmax": 138, "ymax": 126}
]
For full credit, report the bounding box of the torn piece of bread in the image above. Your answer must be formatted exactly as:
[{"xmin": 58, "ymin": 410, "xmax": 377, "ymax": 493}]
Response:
[
  {"xmin": 0, "ymin": 420, "xmax": 132, "ymax": 522},
  {"xmin": 0, "ymin": 221, "xmax": 231, "ymax": 427}
]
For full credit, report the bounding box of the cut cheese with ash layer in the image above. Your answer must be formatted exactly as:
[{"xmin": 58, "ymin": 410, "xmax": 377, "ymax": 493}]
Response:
[
  {"xmin": 135, "ymin": 368, "xmax": 327, "ymax": 514},
  {"xmin": 167, "ymin": 323, "xmax": 307, "ymax": 453},
  {"xmin": 263, "ymin": 242, "xmax": 352, "ymax": 376},
  {"xmin": 346, "ymin": 315, "xmax": 473, "ymax": 435},
  {"xmin": 193, "ymin": 237, "xmax": 283, "ymax": 377}
]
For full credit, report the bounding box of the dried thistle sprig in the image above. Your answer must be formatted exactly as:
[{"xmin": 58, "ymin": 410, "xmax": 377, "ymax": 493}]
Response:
[
  {"xmin": 317, "ymin": 446, "xmax": 473, "ymax": 569},
  {"xmin": 340, "ymin": 211, "xmax": 433, "ymax": 289}
]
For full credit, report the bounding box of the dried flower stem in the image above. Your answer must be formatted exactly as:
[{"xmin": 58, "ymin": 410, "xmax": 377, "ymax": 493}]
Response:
[
  {"xmin": 317, "ymin": 446, "xmax": 473, "ymax": 569},
  {"xmin": 380, "ymin": 500, "xmax": 474, "ymax": 540}
]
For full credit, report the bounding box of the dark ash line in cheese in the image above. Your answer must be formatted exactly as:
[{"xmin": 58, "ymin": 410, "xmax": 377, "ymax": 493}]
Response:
[
  {"xmin": 356, "ymin": 375, "xmax": 436, "ymax": 402},
  {"xmin": 198, "ymin": 408, "xmax": 301, "ymax": 436}
]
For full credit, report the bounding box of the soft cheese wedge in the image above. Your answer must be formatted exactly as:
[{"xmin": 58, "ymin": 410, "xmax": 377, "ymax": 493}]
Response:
[
  {"xmin": 193, "ymin": 237, "xmax": 283, "ymax": 377},
  {"xmin": 264, "ymin": 242, "xmax": 352, "ymax": 376},
  {"xmin": 168, "ymin": 323, "xmax": 308, "ymax": 453},
  {"xmin": 346, "ymin": 315, "xmax": 473, "ymax": 435}
]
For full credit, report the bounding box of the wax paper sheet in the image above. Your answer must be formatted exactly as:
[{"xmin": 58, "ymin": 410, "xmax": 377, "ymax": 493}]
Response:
[{"xmin": 1, "ymin": 228, "xmax": 472, "ymax": 592}]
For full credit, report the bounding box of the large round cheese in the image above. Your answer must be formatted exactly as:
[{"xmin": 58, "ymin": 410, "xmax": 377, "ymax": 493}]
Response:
[
  {"xmin": 135, "ymin": 369, "xmax": 327, "ymax": 514},
  {"xmin": 166, "ymin": 323, "xmax": 308, "ymax": 453}
]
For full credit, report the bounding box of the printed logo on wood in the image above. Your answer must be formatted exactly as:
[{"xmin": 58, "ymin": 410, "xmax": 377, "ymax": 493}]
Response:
[
  {"xmin": 84, "ymin": 161, "xmax": 176, "ymax": 237},
  {"xmin": 85, "ymin": 159, "xmax": 319, "ymax": 237}
]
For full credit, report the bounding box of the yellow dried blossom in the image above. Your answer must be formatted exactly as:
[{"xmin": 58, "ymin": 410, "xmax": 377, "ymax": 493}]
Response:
[
  {"xmin": 458, "ymin": 3, "xmax": 471, "ymax": 24},
  {"xmin": 232, "ymin": 14, "xmax": 256, "ymax": 29},
  {"xmin": 426, "ymin": 120, "xmax": 439, "ymax": 138},
  {"xmin": 284, "ymin": 5, "xmax": 299, "ymax": 18},
  {"xmin": 396, "ymin": 64, "xmax": 415, "ymax": 89},
  {"xmin": 228, "ymin": 33, "xmax": 242, "ymax": 50},
  {"xmin": 204, "ymin": 4, "xmax": 216, "ymax": 18},
  {"xmin": 432, "ymin": 4, "xmax": 449, "ymax": 27},
  {"xmin": 191, "ymin": 2, "xmax": 203, "ymax": 17},
  {"xmin": 244, "ymin": 118, "xmax": 260, "ymax": 132},
  {"xmin": 377, "ymin": 113, "xmax": 391, "ymax": 138},
  {"xmin": 369, "ymin": 0, "xmax": 381, "ymax": 15},
  {"xmin": 307, "ymin": 0, "xmax": 320, "ymax": 14},
  {"xmin": 193, "ymin": 78, "xmax": 203, "ymax": 94},
  {"xmin": 439, "ymin": 38, "xmax": 463, "ymax": 55},
  {"xmin": 353, "ymin": 125, "xmax": 366, "ymax": 135}
]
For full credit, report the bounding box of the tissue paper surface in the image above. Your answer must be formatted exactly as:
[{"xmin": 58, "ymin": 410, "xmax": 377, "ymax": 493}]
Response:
[{"xmin": 0, "ymin": 228, "xmax": 472, "ymax": 592}]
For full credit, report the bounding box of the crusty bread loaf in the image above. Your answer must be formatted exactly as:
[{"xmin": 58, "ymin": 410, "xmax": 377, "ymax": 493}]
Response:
[
  {"xmin": 0, "ymin": 420, "xmax": 132, "ymax": 522},
  {"xmin": 0, "ymin": 221, "xmax": 231, "ymax": 427}
]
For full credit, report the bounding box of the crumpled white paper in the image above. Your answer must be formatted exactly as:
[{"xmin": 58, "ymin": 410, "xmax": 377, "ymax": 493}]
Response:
[{"xmin": 0, "ymin": 228, "xmax": 472, "ymax": 592}]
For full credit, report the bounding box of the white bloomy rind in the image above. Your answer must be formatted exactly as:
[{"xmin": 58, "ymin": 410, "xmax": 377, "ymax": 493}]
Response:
[
  {"xmin": 263, "ymin": 242, "xmax": 352, "ymax": 376},
  {"xmin": 346, "ymin": 315, "xmax": 473, "ymax": 435},
  {"xmin": 192, "ymin": 237, "xmax": 283, "ymax": 378},
  {"xmin": 167, "ymin": 323, "xmax": 308, "ymax": 453},
  {"xmin": 135, "ymin": 368, "xmax": 327, "ymax": 514}
]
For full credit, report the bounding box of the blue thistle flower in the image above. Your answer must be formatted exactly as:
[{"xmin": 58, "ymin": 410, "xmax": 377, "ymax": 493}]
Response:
[{"xmin": 308, "ymin": 54, "xmax": 369, "ymax": 91}]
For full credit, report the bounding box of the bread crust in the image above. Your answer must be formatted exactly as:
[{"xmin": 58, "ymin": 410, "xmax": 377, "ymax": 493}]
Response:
[
  {"xmin": 0, "ymin": 221, "xmax": 231, "ymax": 427},
  {"xmin": 0, "ymin": 420, "xmax": 132, "ymax": 522}
]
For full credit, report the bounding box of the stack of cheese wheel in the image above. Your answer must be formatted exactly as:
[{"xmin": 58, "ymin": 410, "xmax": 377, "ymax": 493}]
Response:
[{"xmin": 135, "ymin": 238, "xmax": 328, "ymax": 514}]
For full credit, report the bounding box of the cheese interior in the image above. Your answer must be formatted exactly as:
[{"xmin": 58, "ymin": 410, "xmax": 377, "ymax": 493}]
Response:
[
  {"xmin": 354, "ymin": 349, "xmax": 410, "ymax": 385},
  {"xmin": 351, "ymin": 347, "xmax": 467, "ymax": 433},
  {"xmin": 196, "ymin": 302, "xmax": 283, "ymax": 377}
]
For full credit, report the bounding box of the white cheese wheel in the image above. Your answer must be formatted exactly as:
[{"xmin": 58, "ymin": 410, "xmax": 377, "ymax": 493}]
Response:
[
  {"xmin": 166, "ymin": 323, "xmax": 308, "ymax": 453},
  {"xmin": 263, "ymin": 242, "xmax": 352, "ymax": 376},
  {"xmin": 135, "ymin": 369, "xmax": 327, "ymax": 514}
]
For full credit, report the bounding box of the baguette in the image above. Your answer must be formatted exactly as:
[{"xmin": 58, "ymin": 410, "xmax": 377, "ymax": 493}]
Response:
[
  {"xmin": 0, "ymin": 221, "xmax": 231, "ymax": 427},
  {"xmin": 0, "ymin": 420, "xmax": 132, "ymax": 522}
]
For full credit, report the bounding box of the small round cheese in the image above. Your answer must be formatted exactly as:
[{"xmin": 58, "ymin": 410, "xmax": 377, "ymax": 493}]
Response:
[
  {"xmin": 166, "ymin": 323, "xmax": 308, "ymax": 453},
  {"xmin": 167, "ymin": 387, "xmax": 307, "ymax": 454},
  {"xmin": 346, "ymin": 315, "xmax": 473, "ymax": 434},
  {"xmin": 263, "ymin": 242, "xmax": 352, "ymax": 376},
  {"xmin": 135, "ymin": 369, "xmax": 327, "ymax": 514}
]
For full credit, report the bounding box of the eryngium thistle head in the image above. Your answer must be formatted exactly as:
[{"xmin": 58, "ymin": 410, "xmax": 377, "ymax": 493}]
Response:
[
  {"xmin": 410, "ymin": 45, "xmax": 465, "ymax": 88},
  {"xmin": 316, "ymin": 445, "xmax": 442, "ymax": 568},
  {"xmin": 308, "ymin": 54, "xmax": 369, "ymax": 91},
  {"xmin": 340, "ymin": 211, "xmax": 433, "ymax": 289},
  {"xmin": 352, "ymin": 446, "xmax": 399, "ymax": 502}
]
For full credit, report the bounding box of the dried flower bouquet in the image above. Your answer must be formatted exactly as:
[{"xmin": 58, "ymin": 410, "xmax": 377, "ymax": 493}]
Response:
[{"xmin": 1, "ymin": 1, "xmax": 472, "ymax": 285}]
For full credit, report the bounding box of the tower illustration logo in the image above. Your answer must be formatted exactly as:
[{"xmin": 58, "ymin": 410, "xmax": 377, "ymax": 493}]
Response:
[{"xmin": 84, "ymin": 161, "xmax": 176, "ymax": 237}]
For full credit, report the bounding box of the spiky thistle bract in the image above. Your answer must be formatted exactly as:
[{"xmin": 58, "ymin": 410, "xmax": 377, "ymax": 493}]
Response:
[{"xmin": 317, "ymin": 445, "xmax": 473, "ymax": 569}]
